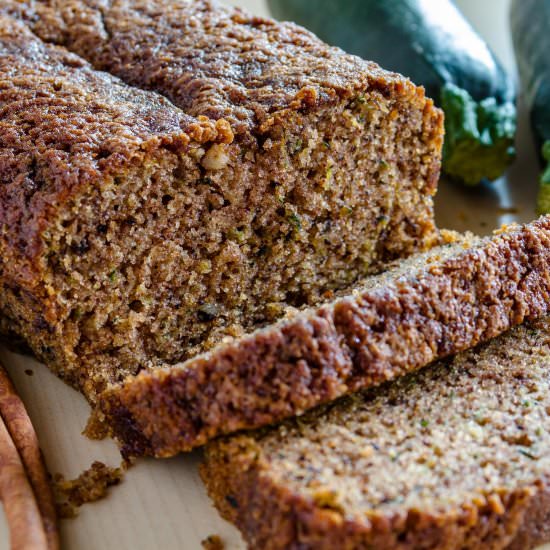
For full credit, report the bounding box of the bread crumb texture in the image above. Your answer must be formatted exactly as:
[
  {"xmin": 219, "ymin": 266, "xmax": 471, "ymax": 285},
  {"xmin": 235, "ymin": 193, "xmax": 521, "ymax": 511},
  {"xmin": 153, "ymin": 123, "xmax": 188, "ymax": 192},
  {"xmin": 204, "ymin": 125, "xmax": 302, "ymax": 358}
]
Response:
[
  {"xmin": 0, "ymin": 2, "xmax": 441, "ymax": 413},
  {"xmin": 54, "ymin": 461, "xmax": 124, "ymax": 519},
  {"xmin": 202, "ymin": 317, "xmax": 550, "ymax": 549},
  {"xmin": 201, "ymin": 535, "xmax": 225, "ymax": 550}
]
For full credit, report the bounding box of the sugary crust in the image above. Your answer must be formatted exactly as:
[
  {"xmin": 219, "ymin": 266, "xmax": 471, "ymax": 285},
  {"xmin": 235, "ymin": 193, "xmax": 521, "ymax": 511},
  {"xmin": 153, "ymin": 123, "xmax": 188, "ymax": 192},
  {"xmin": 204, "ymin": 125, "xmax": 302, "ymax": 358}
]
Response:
[
  {"xmin": 100, "ymin": 217, "xmax": 550, "ymax": 457},
  {"xmin": 506, "ymin": 488, "xmax": 550, "ymax": 549},
  {"xmin": 201, "ymin": 315, "xmax": 550, "ymax": 549},
  {"xmin": 8, "ymin": 0, "xmax": 426, "ymax": 139},
  {"xmin": 201, "ymin": 436, "xmax": 547, "ymax": 550},
  {"xmin": 0, "ymin": 15, "xmax": 229, "ymax": 289}
]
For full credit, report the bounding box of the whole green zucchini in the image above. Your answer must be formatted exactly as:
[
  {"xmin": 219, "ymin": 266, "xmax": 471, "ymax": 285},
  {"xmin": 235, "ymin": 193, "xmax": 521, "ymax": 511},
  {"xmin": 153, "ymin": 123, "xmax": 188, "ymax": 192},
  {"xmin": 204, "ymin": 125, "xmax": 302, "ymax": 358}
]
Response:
[
  {"xmin": 511, "ymin": 0, "xmax": 550, "ymax": 214},
  {"xmin": 268, "ymin": 0, "xmax": 517, "ymax": 185}
]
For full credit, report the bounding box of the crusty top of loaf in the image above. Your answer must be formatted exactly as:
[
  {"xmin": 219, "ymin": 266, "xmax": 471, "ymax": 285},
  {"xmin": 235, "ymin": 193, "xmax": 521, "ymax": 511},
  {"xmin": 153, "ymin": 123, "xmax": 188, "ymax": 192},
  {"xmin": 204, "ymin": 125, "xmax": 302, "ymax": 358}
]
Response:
[
  {"xmin": 8, "ymin": 0, "xmax": 423, "ymax": 137},
  {"xmin": 0, "ymin": 15, "xmax": 230, "ymax": 284}
]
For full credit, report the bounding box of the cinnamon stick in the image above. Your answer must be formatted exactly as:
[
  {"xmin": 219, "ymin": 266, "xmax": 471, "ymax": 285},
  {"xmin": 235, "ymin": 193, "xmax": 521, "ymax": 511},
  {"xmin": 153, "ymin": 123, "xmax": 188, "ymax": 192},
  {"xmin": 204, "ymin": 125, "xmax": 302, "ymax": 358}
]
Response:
[
  {"xmin": 0, "ymin": 412, "xmax": 47, "ymax": 549},
  {"xmin": 0, "ymin": 364, "xmax": 59, "ymax": 549}
]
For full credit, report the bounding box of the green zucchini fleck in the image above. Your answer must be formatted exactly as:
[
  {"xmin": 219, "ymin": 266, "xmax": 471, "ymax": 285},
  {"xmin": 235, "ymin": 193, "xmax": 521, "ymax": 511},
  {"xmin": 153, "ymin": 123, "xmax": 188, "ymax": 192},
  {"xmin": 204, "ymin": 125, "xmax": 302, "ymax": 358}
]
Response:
[{"xmin": 287, "ymin": 211, "xmax": 302, "ymax": 231}]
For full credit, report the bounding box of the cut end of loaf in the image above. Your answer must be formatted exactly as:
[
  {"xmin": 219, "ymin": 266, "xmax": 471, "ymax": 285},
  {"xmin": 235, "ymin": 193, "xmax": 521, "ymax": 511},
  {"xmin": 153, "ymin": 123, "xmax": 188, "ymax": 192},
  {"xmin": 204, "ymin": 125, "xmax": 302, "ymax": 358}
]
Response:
[{"xmin": 1, "ymin": 55, "xmax": 443, "ymax": 404}]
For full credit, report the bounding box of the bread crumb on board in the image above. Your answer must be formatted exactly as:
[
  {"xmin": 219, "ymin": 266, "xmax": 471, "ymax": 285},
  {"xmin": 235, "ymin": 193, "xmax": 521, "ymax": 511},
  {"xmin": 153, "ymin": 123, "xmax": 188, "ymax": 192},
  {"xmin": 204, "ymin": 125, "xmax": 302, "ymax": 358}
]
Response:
[
  {"xmin": 201, "ymin": 534, "xmax": 225, "ymax": 550},
  {"xmin": 54, "ymin": 460, "xmax": 126, "ymax": 518}
]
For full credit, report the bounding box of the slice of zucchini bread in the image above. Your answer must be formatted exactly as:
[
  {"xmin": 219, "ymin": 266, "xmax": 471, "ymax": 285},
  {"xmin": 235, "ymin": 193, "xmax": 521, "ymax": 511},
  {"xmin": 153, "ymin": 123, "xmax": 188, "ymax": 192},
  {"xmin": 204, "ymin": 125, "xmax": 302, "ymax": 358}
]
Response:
[
  {"xmin": 202, "ymin": 316, "xmax": 550, "ymax": 550},
  {"xmin": 0, "ymin": 16, "xmax": 441, "ymax": 396},
  {"xmin": 100, "ymin": 217, "xmax": 550, "ymax": 458}
]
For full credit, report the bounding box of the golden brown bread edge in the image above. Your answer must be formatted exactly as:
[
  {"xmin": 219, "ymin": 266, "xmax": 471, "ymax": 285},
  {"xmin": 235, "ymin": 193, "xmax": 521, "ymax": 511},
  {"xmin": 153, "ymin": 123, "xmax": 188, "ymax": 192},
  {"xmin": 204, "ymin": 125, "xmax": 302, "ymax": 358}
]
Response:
[
  {"xmin": 202, "ymin": 439, "xmax": 550, "ymax": 550},
  {"xmin": 2, "ymin": 0, "xmax": 438, "ymax": 140},
  {"xmin": 200, "ymin": 315, "xmax": 550, "ymax": 550},
  {"xmin": 99, "ymin": 217, "xmax": 550, "ymax": 458}
]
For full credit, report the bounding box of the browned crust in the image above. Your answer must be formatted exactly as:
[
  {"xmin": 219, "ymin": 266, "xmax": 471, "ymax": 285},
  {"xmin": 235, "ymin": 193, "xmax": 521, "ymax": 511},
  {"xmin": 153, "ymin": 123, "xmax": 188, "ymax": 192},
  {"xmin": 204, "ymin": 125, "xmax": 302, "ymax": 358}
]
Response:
[
  {"xmin": 506, "ymin": 487, "xmax": 550, "ymax": 549},
  {"xmin": 200, "ymin": 437, "xmax": 548, "ymax": 550},
  {"xmin": 6, "ymin": 0, "xmax": 425, "ymax": 140},
  {"xmin": 100, "ymin": 217, "xmax": 550, "ymax": 457},
  {"xmin": 0, "ymin": 15, "xmax": 230, "ymax": 292}
]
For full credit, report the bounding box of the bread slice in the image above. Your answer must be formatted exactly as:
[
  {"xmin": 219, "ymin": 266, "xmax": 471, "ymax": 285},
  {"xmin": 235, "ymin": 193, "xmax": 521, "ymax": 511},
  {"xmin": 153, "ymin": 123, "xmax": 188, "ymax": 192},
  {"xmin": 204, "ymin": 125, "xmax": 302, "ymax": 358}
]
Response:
[
  {"xmin": 202, "ymin": 316, "xmax": 550, "ymax": 550},
  {"xmin": 100, "ymin": 217, "xmax": 550, "ymax": 457},
  {"xmin": 0, "ymin": 9, "xmax": 441, "ymax": 398}
]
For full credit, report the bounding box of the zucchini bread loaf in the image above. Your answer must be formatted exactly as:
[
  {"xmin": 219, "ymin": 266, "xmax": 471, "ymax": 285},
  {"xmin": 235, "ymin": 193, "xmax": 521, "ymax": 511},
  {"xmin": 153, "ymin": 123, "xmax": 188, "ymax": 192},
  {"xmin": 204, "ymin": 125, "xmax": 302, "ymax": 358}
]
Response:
[
  {"xmin": 101, "ymin": 217, "xmax": 550, "ymax": 457},
  {"xmin": 4, "ymin": 7, "xmax": 550, "ymax": 462},
  {"xmin": 5, "ymin": 0, "xmax": 443, "ymax": 271},
  {"xmin": 202, "ymin": 317, "xmax": 550, "ymax": 550},
  {"xmin": 0, "ymin": 7, "xmax": 442, "ymax": 394}
]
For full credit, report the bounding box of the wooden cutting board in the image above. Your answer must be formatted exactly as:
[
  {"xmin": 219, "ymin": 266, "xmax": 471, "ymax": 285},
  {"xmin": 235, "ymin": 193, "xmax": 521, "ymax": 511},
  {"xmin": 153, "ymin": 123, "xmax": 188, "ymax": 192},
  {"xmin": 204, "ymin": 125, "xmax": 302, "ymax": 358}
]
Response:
[{"xmin": 1, "ymin": 1, "xmax": 549, "ymax": 548}]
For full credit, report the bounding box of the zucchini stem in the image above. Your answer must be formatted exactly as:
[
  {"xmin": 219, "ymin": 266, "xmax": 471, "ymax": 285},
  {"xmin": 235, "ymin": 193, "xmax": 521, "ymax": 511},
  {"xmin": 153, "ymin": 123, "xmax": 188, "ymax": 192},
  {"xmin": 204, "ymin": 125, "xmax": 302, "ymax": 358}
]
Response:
[
  {"xmin": 440, "ymin": 83, "xmax": 516, "ymax": 185},
  {"xmin": 537, "ymin": 141, "xmax": 550, "ymax": 215}
]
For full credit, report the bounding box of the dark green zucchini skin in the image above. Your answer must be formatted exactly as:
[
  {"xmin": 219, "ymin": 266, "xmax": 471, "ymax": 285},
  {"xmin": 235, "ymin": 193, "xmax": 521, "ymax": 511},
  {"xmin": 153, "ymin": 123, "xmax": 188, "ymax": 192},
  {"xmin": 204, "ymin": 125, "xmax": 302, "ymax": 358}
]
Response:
[
  {"xmin": 268, "ymin": 0, "xmax": 517, "ymax": 185},
  {"xmin": 511, "ymin": 0, "xmax": 550, "ymax": 214}
]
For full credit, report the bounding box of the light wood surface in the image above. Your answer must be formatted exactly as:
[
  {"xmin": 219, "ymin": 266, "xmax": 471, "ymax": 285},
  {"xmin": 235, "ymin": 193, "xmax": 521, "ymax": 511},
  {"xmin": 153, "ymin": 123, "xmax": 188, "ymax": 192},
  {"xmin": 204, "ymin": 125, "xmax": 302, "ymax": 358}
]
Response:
[{"xmin": 1, "ymin": 1, "xmax": 549, "ymax": 549}]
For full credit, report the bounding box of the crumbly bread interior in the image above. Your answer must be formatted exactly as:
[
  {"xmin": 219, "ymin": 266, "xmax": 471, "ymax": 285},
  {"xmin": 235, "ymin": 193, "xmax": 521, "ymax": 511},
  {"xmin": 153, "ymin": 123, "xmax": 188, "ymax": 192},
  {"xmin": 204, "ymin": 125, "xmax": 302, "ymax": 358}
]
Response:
[
  {"xmin": 0, "ymin": 7, "xmax": 442, "ymax": 403},
  {"xmin": 17, "ymin": 87, "xmax": 437, "ymax": 400},
  {"xmin": 232, "ymin": 318, "xmax": 550, "ymax": 517}
]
